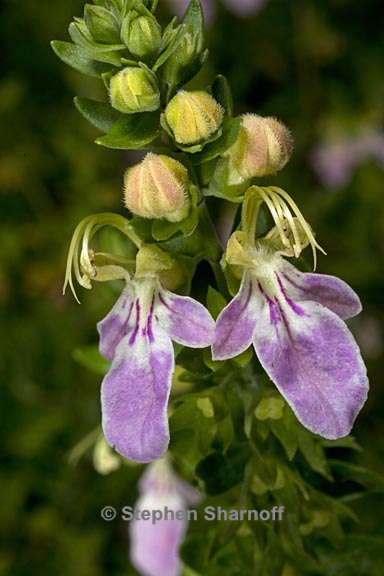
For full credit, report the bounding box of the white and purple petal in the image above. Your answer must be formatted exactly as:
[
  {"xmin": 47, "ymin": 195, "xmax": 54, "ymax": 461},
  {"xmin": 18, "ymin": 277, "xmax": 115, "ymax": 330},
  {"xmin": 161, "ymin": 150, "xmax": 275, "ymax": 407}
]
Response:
[
  {"xmin": 158, "ymin": 290, "xmax": 215, "ymax": 348},
  {"xmin": 130, "ymin": 459, "xmax": 201, "ymax": 576},
  {"xmin": 101, "ymin": 319, "xmax": 174, "ymax": 463},
  {"xmin": 97, "ymin": 286, "xmax": 134, "ymax": 361},
  {"xmin": 130, "ymin": 491, "xmax": 186, "ymax": 576},
  {"xmin": 279, "ymin": 260, "xmax": 362, "ymax": 319},
  {"xmin": 213, "ymin": 273, "xmax": 259, "ymax": 360},
  {"xmin": 253, "ymin": 286, "xmax": 368, "ymax": 439}
]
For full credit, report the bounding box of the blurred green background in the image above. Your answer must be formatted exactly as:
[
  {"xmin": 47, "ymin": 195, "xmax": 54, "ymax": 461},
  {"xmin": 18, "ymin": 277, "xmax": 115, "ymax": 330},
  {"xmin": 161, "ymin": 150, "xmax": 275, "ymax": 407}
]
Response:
[{"xmin": 0, "ymin": 0, "xmax": 383, "ymax": 574}]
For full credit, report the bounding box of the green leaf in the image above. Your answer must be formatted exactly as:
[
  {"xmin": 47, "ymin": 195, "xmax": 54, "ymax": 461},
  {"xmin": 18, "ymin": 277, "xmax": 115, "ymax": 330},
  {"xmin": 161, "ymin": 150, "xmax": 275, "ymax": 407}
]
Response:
[
  {"xmin": 152, "ymin": 220, "xmax": 183, "ymax": 242},
  {"xmin": 193, "ymin": 118, "xmax": 241, "ymax": 165},
  {"xmin": 269, "ymin": 407, "xmax": 299, "ymax": 461},
  {"xmin": 322, "ymin": 436, "xmax": 362, "ymax": 451},
  {"xmin": 74, "ymin": 97, "xmax": 123, "ymax": 132},
  {"xmin": 72, "ymin": 345, "xmax": 110, "ymax": 375},
  {"xmin": 255, "ymin": 397, "xmax": 285, "ymax": 421},
  {"xmin": 318, "ymin": 534, "xmax": 384, "ymax": 576},
  {"xmin": 232, "ymin": 347, "xmax": 253, "ymax": 368},
  {"xmin": 151, "ymin": 210, "xmax": 198, "ymax": 242},
  {"xmin": 207, "ymin": 156, "xmax": 248, "ymax": 201},
  {"xmin": 196, "ymin": 444, "xmax": 251, "ymax": 495},
  {"xmin": 170, "ymin": 387, "xmax": 234, "ymax": 473},
  {"xmin": 153, "ymin": 23, "xmax": 186, "ymax": 72},
  {"xmin": 202, "ymin": 348, "xmax": 225, "ymax": 372},
  {"xmin": 68, "ymin": 21, "xmax": 124, "ymax": 65},
  {"xmin": 181, "ymin": 530, "xmax": 216, "ymax": 575},
  {"xmin": 95, "ymin": 111, "xmax": 160, "ymax": 149},
  {"xmin": 51, "ymin": 41, "xmax": 113, "ymax": 77},
  {"xmin": 211, "ymin": 74, "xmax": 233, "ymax": 117},
  {"xmin": 298, "ymin": 429, "xmax": 332, "ymax": 480},
  {"xmin": 206, "ymin": 286, "xmax": 227, "ymax": 319},
  {"xmin": 152, "ymin": 185, "xmax": 199, "ymax": 241},
  {"xmin": 329, "ymin": 460, "xmax": 384, "ymax": 491}
]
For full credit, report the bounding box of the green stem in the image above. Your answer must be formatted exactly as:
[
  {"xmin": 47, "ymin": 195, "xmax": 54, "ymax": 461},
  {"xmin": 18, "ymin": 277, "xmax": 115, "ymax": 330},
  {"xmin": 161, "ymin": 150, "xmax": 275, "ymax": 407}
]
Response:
[
  {"xmin": 216, "ymin": 201, "xmax": 239, "ymax": 248},
  {"xmin": 197, "ymin": 201, "xmax": 230, "ymax": 295},
  {"xmin": 198, "ymin": 202, "xmax": 223, "ymax": 262}
]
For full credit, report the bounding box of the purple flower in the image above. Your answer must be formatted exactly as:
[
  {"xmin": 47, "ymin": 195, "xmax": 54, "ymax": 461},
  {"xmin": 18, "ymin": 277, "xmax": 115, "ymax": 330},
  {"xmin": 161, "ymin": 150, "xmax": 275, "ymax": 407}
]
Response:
[
  {"xmin": 167, "ymin": 0, "xmax": 267, "ymax": 25},
  {"xmin": 213, "ymin": 247, "xmax": 369, "ymax": 439},
  {"xmin": 311, "ymin": 130, "xmax": 384, "ymax": 189},
  {"xmin": 98, "ymin": 277, "xmax": 215, "ymax": 463},
  {"xmin": 130, "ymin": 458, "xmax": 201, "ymax": 576},
  {"xmin": 167, "ymin": 0, "xmax": 217, "ymax": 24},
  {"xmin": 222, "ymin": 0, "xmax": 267, "ymax": 17}
]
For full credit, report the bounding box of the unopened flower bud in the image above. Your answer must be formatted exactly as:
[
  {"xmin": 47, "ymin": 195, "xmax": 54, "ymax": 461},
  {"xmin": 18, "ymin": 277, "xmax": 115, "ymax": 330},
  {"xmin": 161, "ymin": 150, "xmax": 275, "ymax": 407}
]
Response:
[
  {"xmin": 229, "ymin": 114, "xmax": 294, "ymax": 181},
  {"xmin": 93, "ymin": 436, "xmax": 121, "ymax": 475},
  {"xmin": 109, "ymin": 66, "xmax": 160, "ymax": 114},
  {"xmin": 84, "ymin": 4, "xmax": 120, "ymax": 44},
  {"xmin": 164, "ymin": 90, "xmax": 224, "ymax": 146},
  {"xmin": 123, "ymin": 12, "xmax": 162, "ymax": 59},
  {"xmin": 161, "ymin": 30, "xmax": 204, "ymax": 88},
  {"xmin": 124, "ymin": 153, "xmax": 190, "ymax": 222}
]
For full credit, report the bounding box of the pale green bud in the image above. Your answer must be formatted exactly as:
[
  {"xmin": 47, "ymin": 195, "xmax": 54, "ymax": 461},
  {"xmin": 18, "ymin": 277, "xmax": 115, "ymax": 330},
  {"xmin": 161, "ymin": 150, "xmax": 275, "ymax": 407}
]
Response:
[
  {"xmin": 161, "ymin": 31, "xmax": 205, "ymax": 88},
  {"xmin": 124, "ymin": 153, "xmax": 190, "ymax": 222},
  {"xmin": 123, "ymin": 11, "xmax": 162, "ymax": 59},
  {"xmin": 84, "ymin": 4, "xmax": 120, "ymax": 44},
  {"xmin": 164, "ymin": 90, "xmax": 224, "ymax": 146},
  {"xmin": 228, "ymin": 114, "xmax": 294, "ymax": 182},
  {"xmin": 109, "ymin": 66, "xmax": 160, "ymax": 114},
  {"xmin": 93, "ymin": 436, "xmax": 121, "ymax": 475}
]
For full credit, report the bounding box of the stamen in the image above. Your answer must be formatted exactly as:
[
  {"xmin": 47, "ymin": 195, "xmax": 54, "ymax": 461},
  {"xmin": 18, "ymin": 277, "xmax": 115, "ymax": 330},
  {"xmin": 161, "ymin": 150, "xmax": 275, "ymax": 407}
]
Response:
[
  {"xmin": 258, "ymin": 189, "xmax": 291, "ymax": 249},
  {"xmin": 63, "ymin": 216, "xmax": 93, "ymax": 302},
  {"xmin": 269, "ymin": 191, "xmax": 302, "ymax": 258},
  {"xmin": 63, "ymin": 213, "xmax": 141, "ymax": 302},
  {"xmin": 268, "ymin": 187, "xmax": 326, "ymax": 269}
]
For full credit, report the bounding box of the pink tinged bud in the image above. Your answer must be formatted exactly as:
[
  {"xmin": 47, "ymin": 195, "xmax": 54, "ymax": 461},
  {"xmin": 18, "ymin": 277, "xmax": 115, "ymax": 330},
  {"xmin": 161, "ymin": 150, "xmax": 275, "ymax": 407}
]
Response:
[
  {"xmin": 229, "ymin": 114, "xmax": 294, "ymax": 181},
  {"xmin": 164, "ymin": 90, "xmax": 224, "ymax": 146},
  {"xmin": 124, "ymin": 153, "xmax": 190, "ymax": 222}
]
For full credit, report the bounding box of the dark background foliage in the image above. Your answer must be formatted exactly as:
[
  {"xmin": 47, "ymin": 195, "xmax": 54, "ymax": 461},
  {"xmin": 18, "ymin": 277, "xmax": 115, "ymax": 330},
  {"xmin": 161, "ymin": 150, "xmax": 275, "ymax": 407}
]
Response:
[{"xmin": 0, "ymin": 0, "xmax": 383, "ymax": 574}]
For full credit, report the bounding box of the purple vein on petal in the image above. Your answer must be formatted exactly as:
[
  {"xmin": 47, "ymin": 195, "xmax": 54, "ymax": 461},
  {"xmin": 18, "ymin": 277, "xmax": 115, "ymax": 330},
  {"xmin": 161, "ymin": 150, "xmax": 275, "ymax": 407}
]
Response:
[
  {"xmin": 143, "ymin": 297, "xmax": 155, "ymax": 343},
  {"xmin": 257, "ymin": 281, "xmax": 295, "ymax": 342},
  {"xmin": 257, "ymin": 282, "xmax": 280, "ymax": 326},
  {"xmin": 275, "ymin": 273, "xmax": 305, "ymax": 316},
  {"xmin": 129, "ymin": 300, "xmax": 141, "ymax": 346},
  {"xmin": 158, "ymin": 292, "xmax": 169, "ymax": 310},
  {"xmin": 98, "ymin": 294, "xmax": 135, "ymax": 361}
]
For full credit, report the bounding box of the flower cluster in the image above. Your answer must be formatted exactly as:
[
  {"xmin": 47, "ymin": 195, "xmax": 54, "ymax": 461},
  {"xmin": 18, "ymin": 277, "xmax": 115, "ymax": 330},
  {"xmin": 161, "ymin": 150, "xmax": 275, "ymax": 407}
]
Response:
[
  {"xmin": 53, "ymin": 1, "xmax": 371, "ymax": 574},
  {"xmin": 58, "ymin": 0, "xmax": 369, "ymax": 467}
]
